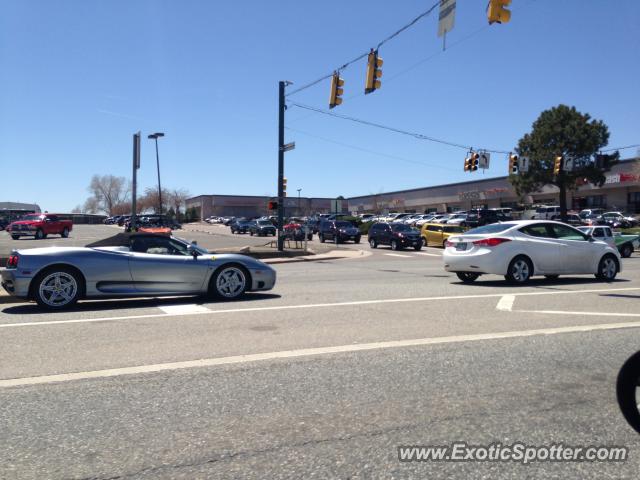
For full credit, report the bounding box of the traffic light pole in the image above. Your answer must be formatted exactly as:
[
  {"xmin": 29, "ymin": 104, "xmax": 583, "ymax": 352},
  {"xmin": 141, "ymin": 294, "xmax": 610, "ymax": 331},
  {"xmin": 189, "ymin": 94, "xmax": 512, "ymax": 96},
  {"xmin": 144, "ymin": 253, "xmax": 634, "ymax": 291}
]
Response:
[{"xmin": 277, "ymin": 81, "xmax": 285, "ymax": 251}]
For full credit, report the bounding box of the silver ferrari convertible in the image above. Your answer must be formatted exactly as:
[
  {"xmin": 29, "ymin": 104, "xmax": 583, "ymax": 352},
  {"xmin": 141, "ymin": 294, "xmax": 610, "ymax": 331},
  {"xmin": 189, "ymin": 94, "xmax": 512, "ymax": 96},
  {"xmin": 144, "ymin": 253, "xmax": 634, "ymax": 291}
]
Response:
[{"xmin": 0, "ymin": 232, "xmax": 276, "ymax": 309}]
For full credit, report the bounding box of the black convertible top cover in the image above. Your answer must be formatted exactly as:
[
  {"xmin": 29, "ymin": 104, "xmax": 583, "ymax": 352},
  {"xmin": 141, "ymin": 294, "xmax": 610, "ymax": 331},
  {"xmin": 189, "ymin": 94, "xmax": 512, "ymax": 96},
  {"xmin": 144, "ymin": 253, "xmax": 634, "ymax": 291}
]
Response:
[{"xmin": 85, "ymin": 232, "xmax": 168, "ymax": 248}]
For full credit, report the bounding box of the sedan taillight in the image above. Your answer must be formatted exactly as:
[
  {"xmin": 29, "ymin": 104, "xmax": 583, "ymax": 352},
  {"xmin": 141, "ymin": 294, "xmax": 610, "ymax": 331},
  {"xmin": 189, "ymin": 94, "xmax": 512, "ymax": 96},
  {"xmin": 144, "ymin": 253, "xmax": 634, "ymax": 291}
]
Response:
[
  {"xmin": 472, "ymin": 237, "xmax": 511, "ymax": 247},
  {"xmin": 7, "ymin": 254, "xmax": 19, "ymax": 268},
  {"xmin": 445, "ymin": 240, "xmax": 455, "ymax": 248}
]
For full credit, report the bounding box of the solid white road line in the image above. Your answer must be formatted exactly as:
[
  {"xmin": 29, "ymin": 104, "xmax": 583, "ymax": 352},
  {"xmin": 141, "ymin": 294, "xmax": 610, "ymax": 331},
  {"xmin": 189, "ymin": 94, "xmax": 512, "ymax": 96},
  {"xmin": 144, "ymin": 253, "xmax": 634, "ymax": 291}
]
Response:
[
  {"xmin": 3, "ymin": 320, "xmax": 640, "ymax": 388},
  {"xmin": 384, "ymin": 253, "xmax": 412, "ymax": 258},
  {"xmin": 496, "ymin": 295, "xmax": 516, "ymax": 312},
  {"xmin": 1, "ymin": 287, "xmax": 639, "ymax": 329},
  {"xmin": 412, "ymin": 252, "xmax": 442, "ymax": 257},
  {"xmin": 159, "ymin": 304, "xmax": 211, "ymax": 315},
  {"xmin": 518, "ymin": 309, "xmax": 640, "ymax": 318}
]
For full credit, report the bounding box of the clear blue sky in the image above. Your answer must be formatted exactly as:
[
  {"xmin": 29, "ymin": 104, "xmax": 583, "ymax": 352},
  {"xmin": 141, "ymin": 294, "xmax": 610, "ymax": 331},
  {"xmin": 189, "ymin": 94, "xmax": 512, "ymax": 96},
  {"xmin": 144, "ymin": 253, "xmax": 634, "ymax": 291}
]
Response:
[{"xmin": 1, "ymin": 0, "xmax": 638, "ymax": 212}]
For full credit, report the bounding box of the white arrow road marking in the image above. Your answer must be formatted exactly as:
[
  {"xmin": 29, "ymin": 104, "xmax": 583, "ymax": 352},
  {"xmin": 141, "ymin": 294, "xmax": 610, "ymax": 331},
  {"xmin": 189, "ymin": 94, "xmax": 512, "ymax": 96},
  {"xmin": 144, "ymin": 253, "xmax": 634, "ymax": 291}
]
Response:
[
  {"xmin": 496, "ymin": 295, "xmax": 516, "ymax": 311},
  {"xmin": 3, "ymin": 320, "xmax": 640, "ymax": 388}
]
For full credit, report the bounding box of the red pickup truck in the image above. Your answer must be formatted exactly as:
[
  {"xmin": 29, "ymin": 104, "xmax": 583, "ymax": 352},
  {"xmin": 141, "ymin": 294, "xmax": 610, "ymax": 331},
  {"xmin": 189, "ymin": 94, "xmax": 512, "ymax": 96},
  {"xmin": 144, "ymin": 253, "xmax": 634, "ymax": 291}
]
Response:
[{"xmin": 7, "ymin": 214, "xmax": 73, "ymax": 240}]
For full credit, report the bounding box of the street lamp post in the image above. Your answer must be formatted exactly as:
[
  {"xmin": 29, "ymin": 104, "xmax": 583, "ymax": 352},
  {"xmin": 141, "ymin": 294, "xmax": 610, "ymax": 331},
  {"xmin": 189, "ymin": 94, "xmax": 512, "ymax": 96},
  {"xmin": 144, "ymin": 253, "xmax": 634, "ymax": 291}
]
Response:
[
  {"xmin": 297, "ymin": 188, "xmax": 302, "ymax": 215},
  {"xmin": 148, "ymin": 132, "xmax": 165, "ymax": 217}
]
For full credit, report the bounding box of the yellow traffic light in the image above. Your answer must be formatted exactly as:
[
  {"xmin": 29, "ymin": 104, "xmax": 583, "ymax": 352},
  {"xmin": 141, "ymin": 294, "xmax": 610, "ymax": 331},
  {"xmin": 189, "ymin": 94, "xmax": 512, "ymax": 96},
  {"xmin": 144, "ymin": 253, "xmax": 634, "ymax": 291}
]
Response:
[
  {"xmin": 365, "ymin": 49, "xmax": 383, "ymax": 94},
  {"xmin": 282, "ymin": 177, "xmax": 288, "ymax": 197},
  {"xmin": 553, "ymin": 156, "xmax": 562, "ymax": 175},
  {"xmin": 509, "ymin": 153, "xmax": 519, "ymax": 174},
  {"xmin": 329, "ymin": 72, "xmax": 345, "ymax": 109},
  {"xmin": 464, "ymin": 156, "xmax": 471, "ymax": 172},
  {"xmin": 470, "ymin": 152, "xmax": 479, "ymax": 171},
  {"xmin": 488, "ymin": 0, "xmax": 511, "ymax": 24}
]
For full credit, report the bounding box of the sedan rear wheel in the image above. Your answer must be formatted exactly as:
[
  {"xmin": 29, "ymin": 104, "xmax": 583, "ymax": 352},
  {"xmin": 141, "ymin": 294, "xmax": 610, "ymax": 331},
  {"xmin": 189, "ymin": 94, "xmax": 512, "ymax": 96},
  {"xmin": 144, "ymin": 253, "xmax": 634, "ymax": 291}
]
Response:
[
  {"xmin": 456, "ymin": 272, "xmax": 479, "ymax": 283},
  {"xmin": 505, "ymin": 256, "xmax": 533, "ymax": 285},
  {"xmin": 34, "ymin": 268, "xmax": 82, "ymax": 309},
  {"xmin": 596, "ymin": 255, "xmax": 618, "ymax": 281},
  {"xmin": 212, "ymin": 265, "xmax": 248, "ymax": 300}
]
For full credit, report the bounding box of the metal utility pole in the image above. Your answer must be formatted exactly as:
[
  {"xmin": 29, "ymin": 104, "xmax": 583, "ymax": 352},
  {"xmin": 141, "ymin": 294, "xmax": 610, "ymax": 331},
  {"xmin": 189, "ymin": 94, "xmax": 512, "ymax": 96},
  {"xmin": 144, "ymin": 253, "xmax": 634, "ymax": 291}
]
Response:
[
  {"xmin": 148, "ymin": 132, "xmax": 165, "ymax": 217},
  {"xmin": 277, "ymin": 81, "xmax": 285, "ymax": 251},
  {"xmin": 297, "ymin": 188, "xmax": 302, "ymax": 215},
  {"xmin": 131, "ymin": 132, "xmax": 141, "ymax": 230}
]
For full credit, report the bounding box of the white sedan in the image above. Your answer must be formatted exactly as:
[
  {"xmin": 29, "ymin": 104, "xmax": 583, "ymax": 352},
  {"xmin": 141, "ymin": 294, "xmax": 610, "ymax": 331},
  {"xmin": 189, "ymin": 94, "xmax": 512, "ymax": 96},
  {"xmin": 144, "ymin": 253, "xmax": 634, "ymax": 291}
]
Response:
[{"xmin": 443, "ymin": 220, "xmax": 621, "ymax": 284}]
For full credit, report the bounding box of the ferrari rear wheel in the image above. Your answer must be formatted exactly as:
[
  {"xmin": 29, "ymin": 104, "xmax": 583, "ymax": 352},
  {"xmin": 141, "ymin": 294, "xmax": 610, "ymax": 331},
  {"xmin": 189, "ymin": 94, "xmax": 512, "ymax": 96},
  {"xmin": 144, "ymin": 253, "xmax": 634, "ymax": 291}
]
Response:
[
  {"xmin": 211, "ymin": 265, "xmax": 248, "ymax": 300},
  {"xmin": 34, "ymin": 268, "xmax": 82, "ymax": 309}
]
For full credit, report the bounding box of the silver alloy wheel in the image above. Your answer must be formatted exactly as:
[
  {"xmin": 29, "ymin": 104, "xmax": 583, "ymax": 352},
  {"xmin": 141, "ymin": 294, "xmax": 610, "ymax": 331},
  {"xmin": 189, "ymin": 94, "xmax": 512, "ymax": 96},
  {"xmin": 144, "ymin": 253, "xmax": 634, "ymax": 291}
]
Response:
[
  {"xmin": 601, "ymin": 257, "xmax": 617, "ymax": 279},
  {"xmin": 38, "ymin": 271, "xmax": 78, "ymax": 307},
  {"xmin": 511, "ymin": 259, "xmax": 530, "ymax": 283},
  {"xmin": 215, "ymin": 266, "xmax": 246, "ymax": 298}
]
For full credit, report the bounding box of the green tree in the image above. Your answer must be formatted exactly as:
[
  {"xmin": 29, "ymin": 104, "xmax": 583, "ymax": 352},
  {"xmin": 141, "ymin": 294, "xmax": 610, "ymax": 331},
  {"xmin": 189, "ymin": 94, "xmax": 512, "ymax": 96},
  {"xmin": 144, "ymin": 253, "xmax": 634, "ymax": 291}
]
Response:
[{"xmin": 510, "ymin": 105, "xmax": 619, "ymax": 220}]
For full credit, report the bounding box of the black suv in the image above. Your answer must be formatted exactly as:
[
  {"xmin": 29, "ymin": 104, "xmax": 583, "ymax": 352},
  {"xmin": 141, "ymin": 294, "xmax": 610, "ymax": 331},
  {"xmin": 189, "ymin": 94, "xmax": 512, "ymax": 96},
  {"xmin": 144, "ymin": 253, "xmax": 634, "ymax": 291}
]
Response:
[
  {"xmin": 465, "ymin": 209, "xmax": 511, "ymax": 228},
  {"xmin": 368, "ymin": 222, "xmax": 422, "ymax": 251},
  {"xmin": 318, "ymin": 220, "xmax": 361, "ymax": 243}
]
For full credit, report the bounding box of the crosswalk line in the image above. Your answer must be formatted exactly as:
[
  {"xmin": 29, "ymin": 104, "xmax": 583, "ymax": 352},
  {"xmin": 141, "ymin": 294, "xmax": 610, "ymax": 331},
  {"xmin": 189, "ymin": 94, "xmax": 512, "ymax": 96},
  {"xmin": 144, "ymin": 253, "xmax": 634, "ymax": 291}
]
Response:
[
  {"xmin": 159, "ymin": 304, "xmax": 211, "ymax": 315},
  {"xmin": 384, "ymin": 253, "xmax": 412, "ymax": 258}
]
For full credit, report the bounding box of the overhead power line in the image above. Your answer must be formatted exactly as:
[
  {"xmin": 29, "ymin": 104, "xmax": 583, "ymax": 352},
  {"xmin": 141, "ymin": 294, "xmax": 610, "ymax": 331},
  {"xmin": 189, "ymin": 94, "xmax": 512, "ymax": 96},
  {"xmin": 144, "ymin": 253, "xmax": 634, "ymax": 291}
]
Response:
[
  {"xmin": 285, "ymin": 0, "xmax": 441, "ymax": 98},
  {"xmin": 288, "ymin": 101, "xmax": 511, "ymax": 154}
]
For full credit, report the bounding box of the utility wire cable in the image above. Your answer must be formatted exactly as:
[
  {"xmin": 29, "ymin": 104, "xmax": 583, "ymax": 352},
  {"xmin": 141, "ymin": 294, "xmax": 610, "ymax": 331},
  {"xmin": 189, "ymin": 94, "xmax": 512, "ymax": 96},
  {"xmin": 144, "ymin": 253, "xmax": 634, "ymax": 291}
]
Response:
[
  {"xmin": 285, "ymin": 0, "xmax": 441, "ymax": 98},
  {"xmin": 289, "ymin": 101, "xmax": 511, "ymax": 154}
]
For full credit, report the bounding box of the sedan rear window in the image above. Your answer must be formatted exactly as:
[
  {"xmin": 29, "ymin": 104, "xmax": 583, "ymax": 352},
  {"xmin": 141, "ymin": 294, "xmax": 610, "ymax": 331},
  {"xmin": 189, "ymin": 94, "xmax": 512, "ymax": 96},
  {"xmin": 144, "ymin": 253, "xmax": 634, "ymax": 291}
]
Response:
[{"xmin": 465, "ymin": 223, "xmax": 516, "ymax": 234}]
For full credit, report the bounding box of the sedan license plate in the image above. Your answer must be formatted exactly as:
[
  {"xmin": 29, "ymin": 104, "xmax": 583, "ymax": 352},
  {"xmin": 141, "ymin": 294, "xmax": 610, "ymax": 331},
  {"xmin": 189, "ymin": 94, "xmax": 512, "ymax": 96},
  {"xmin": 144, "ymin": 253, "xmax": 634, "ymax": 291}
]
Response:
[{"xmin": 455, "ymin": 242, "xmax": 468, "ymax": 251}]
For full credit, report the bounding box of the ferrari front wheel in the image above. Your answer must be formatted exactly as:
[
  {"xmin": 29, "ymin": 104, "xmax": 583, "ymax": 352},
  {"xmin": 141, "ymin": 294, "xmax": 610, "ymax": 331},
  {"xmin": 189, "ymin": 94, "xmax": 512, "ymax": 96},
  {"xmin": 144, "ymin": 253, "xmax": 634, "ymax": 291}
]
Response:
[{"xmin": 210, "ymin": 265, "xmax": 248, "ymax": 300}]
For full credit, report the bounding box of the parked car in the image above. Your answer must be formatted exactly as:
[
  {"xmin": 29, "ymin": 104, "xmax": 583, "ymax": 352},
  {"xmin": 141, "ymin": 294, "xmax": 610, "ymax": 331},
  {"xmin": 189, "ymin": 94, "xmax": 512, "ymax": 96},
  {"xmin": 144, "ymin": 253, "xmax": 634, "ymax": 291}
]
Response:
[
  {"xmin": 563, "ymin": 213, "xmax": 584, "ymax": 226},
  {"xmin": 576, "ymin": 225, "xmax": 616, "ymax": 248},
  {"xmin": 579, "ymin": 208, "xmax": 605, "ymax": 219},
  {"xmin": 599, "ymin": 212, "xmax": 638, "ymax": 229},
  {"xmin": 464, "ymin": 209, "xmax": 510, "ymax": 228},
  {"xmin": 230, "ymin": 219, "xmax": 252, "ymax": 234},
  {"xmin": 443, "ymin": 220, "xmax": 621, "ymax": 284},
  {"xmin": 368, "ymin": 222, "xmax": 422, "ymax": 251},
  {"xmin": 250, "ymin": 219, "xmax": 277, "ymax": 236},
  {"xmin": 6, "ymin": 214, "xmax": 73, "ymax": 240},
  {"xmin": 0, "ymin": 232, "xmax": 276, "ymax": 309},
  {"xmin": 532, "ymin": 206, "xmax": 561, "ymax": 220},
  {"xmin": 421, "ymin": 223, "xmax": 466, "ymax": 248},
  {"xmin": 443, "ymin": 213, "xmax": 468, "ymax": 226},
  {"xmin": 318, "ymin": 220, "xmax": 361, "ymax": 243}
]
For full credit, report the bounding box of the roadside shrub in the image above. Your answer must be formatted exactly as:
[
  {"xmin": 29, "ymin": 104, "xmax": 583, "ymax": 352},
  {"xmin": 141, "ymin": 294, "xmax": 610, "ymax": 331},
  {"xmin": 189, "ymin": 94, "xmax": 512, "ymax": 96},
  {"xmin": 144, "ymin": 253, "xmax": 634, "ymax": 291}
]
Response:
[{"xmin": 359, "ymin": 221, "xmax": 373, "ymax": 235}]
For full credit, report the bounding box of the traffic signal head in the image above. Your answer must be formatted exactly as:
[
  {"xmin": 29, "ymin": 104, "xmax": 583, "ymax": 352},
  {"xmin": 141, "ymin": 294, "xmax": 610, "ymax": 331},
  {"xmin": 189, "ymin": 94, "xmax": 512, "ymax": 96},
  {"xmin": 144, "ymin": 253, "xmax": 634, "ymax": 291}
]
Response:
[
  {"xmin": 365, "ymin": 50, "xmax": 383, "ymax": 94},
  {"xmin": 464, "ymin": 156, "xmax": 472, "ymax": 172},
  {"xmin": 509, "ymin": 154, "xmax": 519, "ymax": 174},
  {"xmin": 329, "ymin": 72, "xmax": 345, "ymax": 109},
  {"xmin": 470, "ymin": 152, "xmax": 479, "ymax": 171},
  {"xmin": 268, "ymin": 201, "xmax": 278, "ymax": 210},
  {"xmin": 553, "ymin": 155, "xmax": 563, "ymax": 175},
  {"xmin": 488, "ymin": 0, "xmax": 511, "ymax": 24},
  {"xmin": 282, "ymin": 177, "xmax": 287, "ymax": 197}
]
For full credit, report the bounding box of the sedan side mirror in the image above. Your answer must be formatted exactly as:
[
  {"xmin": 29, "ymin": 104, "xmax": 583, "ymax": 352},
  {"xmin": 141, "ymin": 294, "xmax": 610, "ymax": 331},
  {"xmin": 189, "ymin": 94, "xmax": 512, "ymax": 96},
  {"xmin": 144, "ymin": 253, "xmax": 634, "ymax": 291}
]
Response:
[{"xmin": 187, "ymin": 244, "xmax": 200, "ymax": 258}]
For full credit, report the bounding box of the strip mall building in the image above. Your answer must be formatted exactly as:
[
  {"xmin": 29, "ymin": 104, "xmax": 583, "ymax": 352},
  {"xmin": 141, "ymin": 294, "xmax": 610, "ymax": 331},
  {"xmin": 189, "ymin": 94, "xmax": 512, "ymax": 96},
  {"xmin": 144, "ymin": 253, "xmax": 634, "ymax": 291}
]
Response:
[{"xmin": 187, "ymin": 157, "xmax": 640, "ymax": 218}]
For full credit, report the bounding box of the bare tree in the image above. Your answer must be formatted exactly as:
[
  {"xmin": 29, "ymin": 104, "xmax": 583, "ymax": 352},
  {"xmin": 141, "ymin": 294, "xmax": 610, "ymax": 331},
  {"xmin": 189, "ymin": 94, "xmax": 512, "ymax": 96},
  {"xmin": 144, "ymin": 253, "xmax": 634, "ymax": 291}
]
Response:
[
  {"xmin": 168, "ymin": 188, "xmax": 190, "ymax": 215},
  {"xmin": 71, "ymin": 205, "xmax": 82, "ymax": 214},
  {"xmin": 82, "ymin": 197, "xmax": 100, "ymax": 214},
  {"xmin": 88, "ymin": 175, "xmax": 130, "ymax": 214}
]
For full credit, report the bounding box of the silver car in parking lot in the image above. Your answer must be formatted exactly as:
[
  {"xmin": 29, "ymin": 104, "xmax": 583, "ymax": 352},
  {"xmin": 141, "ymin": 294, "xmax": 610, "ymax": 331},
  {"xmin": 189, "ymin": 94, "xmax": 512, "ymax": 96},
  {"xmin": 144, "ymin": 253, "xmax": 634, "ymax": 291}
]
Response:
[{"xmin": 1, "ymin": 232, "xmax": 276, "ymax": 309}]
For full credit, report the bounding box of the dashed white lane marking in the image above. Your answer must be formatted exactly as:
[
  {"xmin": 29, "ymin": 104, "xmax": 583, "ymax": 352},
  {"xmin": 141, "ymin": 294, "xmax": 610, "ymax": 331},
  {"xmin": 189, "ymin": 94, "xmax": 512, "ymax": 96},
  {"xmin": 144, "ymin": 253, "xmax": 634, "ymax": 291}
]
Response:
[
  {"xmin": 1, "ymin": 287, "xmax": 639, "ymax": 329},
  {"xmin": 384, "ymin": 253, "xmax": 412, "ymax": 258},
  {"xmin": 496, "ymin": 295, "xmax": 516, "ymax": 311},
  {"xmin": 3, "ymin": 320, "xmax": 640, "ymax": 388},
  {"xmin": 159, "ymin": 304, "xmax": 211, "ymax": 315},
  {"xmin": 412, "ymin": 252, "xmax": 442, "ymax": 257}
]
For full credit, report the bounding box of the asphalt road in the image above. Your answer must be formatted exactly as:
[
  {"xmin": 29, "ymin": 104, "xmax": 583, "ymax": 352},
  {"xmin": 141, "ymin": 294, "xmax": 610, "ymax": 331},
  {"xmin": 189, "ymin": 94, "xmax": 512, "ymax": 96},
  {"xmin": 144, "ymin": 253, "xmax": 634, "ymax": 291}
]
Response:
[{"xmin": 2, "ymin": 247, "xmax": 640, "ymax": 479}]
